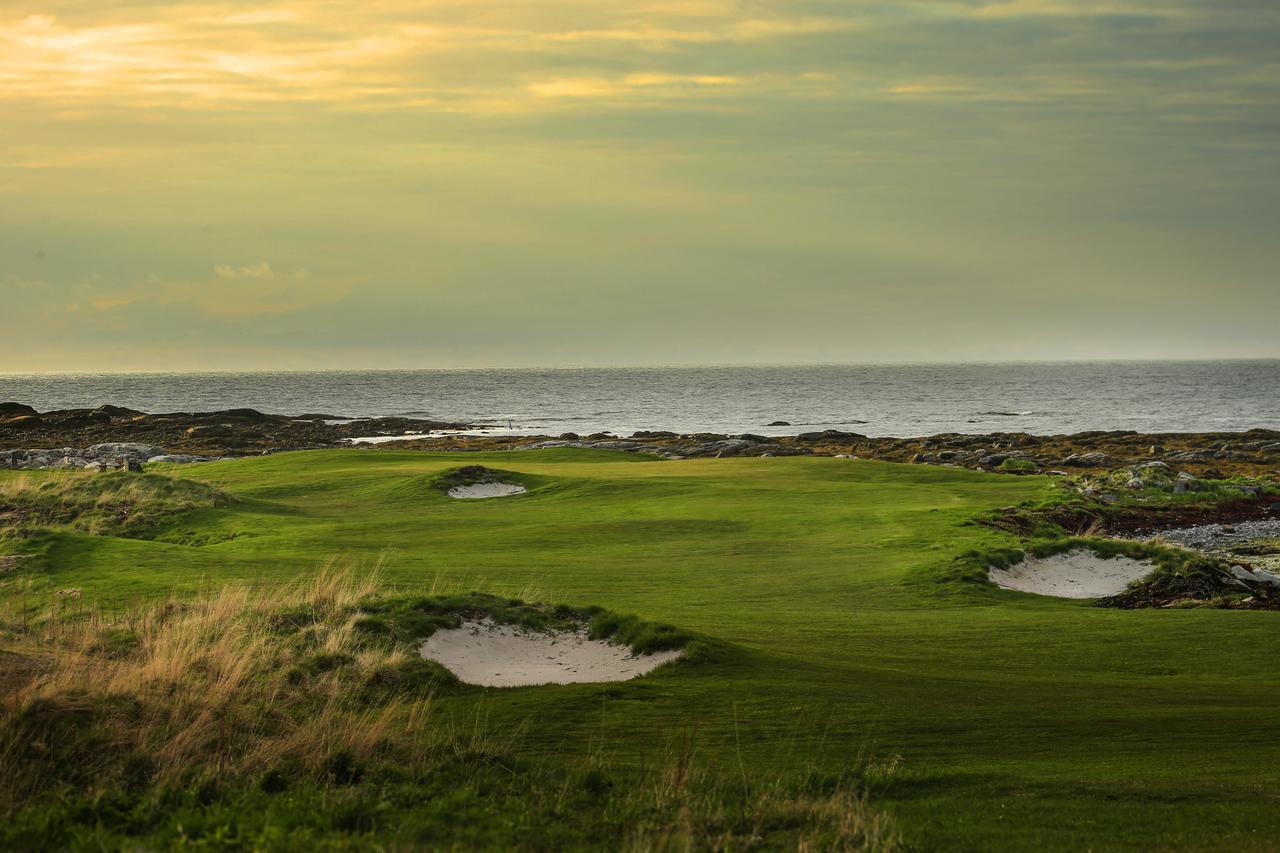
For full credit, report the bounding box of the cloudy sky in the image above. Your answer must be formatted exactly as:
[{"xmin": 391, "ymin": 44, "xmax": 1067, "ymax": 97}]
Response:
[{"xmin": 3, "ymin": 0, "xmax": 1278, "ymax": 371}]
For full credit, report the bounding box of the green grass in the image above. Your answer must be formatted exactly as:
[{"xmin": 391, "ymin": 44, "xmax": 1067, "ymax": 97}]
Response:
[{"xmin": 3, "ymin": 449, "xmax": 1280, "ymax": 850}]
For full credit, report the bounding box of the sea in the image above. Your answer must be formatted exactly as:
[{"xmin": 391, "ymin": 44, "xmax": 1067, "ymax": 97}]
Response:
[{"xmin": 1, "ymin": 361, "xmax": 1277, "ymax": 438}]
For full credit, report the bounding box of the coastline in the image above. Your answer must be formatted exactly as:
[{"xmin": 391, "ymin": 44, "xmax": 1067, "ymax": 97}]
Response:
[{"xmin": 3, "ymin": 402, "xmax": 1279, "ymax": 479}]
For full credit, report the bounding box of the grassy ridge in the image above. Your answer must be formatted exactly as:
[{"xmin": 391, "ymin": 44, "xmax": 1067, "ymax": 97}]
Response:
[{"xmin": 2, "ymin": 450, "xmax": 1280, "ymax": 849}]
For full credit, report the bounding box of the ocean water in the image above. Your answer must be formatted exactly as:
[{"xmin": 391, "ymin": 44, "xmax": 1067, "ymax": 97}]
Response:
[{"xmin": 1, "ymin": 361, "xmax": 1277, "ymax": 438}]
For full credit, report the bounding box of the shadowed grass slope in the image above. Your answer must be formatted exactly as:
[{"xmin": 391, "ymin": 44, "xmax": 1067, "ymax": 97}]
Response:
[{"xmin": 0, "ymin": 565, "xmax": 896, "ymax": 851}]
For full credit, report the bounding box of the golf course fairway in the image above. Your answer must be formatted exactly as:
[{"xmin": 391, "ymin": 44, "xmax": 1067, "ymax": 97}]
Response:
[{"xmin": 5, "ymin": 448, "xmax": 1280, "ymax": 850}]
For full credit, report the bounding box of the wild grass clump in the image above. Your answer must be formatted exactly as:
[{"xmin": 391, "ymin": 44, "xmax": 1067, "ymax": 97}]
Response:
[
  {"xmin": 0, "ymin": 471, "xmax": 230, "ymax": 539},
  {"xmin": 589, "ymin": 611, "xmax": 693, "ymax": 654},
  {"xmin": 932, "ymin": 545, "xmax": 1025, "ymax": 590},
  {"xmin": 0, "ymin": 563, "xmax": 462, "ymax": 811}
]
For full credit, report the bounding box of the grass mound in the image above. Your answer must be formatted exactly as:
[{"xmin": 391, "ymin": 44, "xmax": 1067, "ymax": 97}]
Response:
[
  {"xmin": 0, "ymin": 471, "xmax": 230, "ymax": 539},
  {"xmin": 433, "ymin": 465, "xmax": 523, "ymax": 493},
  {"xmin": 353, "ymin": 591, "xmax": 699, "ymax": 656},
  {"xmin": 0, "ymin": 566, "xmax": 894, "ymax": 850}
]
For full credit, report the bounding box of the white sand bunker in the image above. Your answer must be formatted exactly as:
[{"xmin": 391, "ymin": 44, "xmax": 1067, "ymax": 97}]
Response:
[
  {"xmin": 447, "ymin": 482, "xmax": 527, "ymax": 499},
  {"xmin": 989, "ymin": 549, "xmax": 1156, "ymax": 598},
  {"xmin": 420, "ymin": 620, "xmax": 682, "ymax": 687}
]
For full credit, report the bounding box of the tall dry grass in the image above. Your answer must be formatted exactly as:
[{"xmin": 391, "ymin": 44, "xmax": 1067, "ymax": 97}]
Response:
[{"xmin": 0, "ymin": 562, "xmax": 468, "ymax": 807}]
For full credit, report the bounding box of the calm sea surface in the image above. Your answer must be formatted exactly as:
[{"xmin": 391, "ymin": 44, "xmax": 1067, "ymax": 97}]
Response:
[{"xmin": 1, "ymin": 361, "xmax": 1277, "ymax": 438}]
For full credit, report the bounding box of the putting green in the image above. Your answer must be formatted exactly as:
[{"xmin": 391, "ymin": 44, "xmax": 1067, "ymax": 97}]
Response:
[{"xmin": 10, "ymin": 449, "xmax": 1280, "ymax": 850}]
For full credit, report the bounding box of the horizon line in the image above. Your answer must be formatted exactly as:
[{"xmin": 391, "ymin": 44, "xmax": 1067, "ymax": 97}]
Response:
[{"xmin": 2, "ymin": 355, "xmax": 1280, "ymax": 378}]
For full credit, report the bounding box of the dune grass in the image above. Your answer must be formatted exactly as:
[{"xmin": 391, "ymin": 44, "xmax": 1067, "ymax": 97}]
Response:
[
  {"xmin": 1, "ymin": 449, "xmax": 1279, "ymax": 849},
  {"xmin": 0, "ymin": 470, "xmax": 229, "ymax": 539}
]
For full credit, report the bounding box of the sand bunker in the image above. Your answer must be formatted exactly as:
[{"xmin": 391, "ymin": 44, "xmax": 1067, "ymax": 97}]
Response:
[
  {"xmin": 420, "ymin": 620, "xmax": 682, "ymax": 687},
  {"xmin": 447, "ymin": 482, "xmax": 527, "ymax": 499},
  {"xmin": 989, "ymin": 549, "xmax": 1156, "ymax": 598}
]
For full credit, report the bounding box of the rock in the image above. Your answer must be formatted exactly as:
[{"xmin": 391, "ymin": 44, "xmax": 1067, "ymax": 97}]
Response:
[
  {"xmin": 1136, "ymin": 461, "xmax": 1171, "ymax": 471},
  {"xmin": 1062, "ymin": 452, "xmax": 1111, "ymax": 467},
  {"xmin": 1271, "ymin": 502, "xmax": 1280, "ymax": 513},
  {"xmin": 1, "ymin": 450, "xmax": 17, "ymax": 469},
  {"xmin": 86, "ymin": 442, "xmax": 166, "ymax": 462},
  {"xmin": 147, "ymin": 454, "xmax": 212, "ymax": 464},
  {"xmin": 767, "ymin": 421, "xmax": 791, "ymax": 427},
  {"xmin": 1149, "ymin": 445, "xmax": 1164, "ymax": 455},
  {"xmin": 206, "ymin": 407, "xmax": 271, "ymax": 422},
  {"xmin": 92, "ymin": 405, "xmax": 143, "ymax": 418},
  {"xmin": 558, "ymin": 433, "xmax": 580, "ymax": 440},
  {"xmin": 735, "ymin": 434, "xmax": 768, "ymax": 443},
  {"xmin": 0, "ymin": 402, "xmax": 38, "ymax": 417},
  {"xmin": 631, "ymin": 431, "xmax": 677, "ymax": 439},
  {"xmin": 796, "ymin": 430, "xmax": 866, "ymax": 443},
  {"xmin": 1253, "ymin": 569, "xmax": 1280, "ymax": 586},
  {"xmin": 1230, "ymin": 565, "xmax": 1259, "ymax": 583},
  {"xmin": 185, "ymin": 424, "xmax": 233, "ymax": 439}
]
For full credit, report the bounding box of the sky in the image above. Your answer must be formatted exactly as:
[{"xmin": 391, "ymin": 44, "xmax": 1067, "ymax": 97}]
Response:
[{"xmin": 2, "ymin": 0, "xmax": 1279, "ymax": 371}]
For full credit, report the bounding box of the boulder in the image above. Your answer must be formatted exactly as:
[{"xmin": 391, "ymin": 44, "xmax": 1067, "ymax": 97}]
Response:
[
  {"xmin": 1230, "ymin": 565, "xmax": 1259, "ymax": 583},
  {"xmin": 86, "ymin": 442, "xmax": 166, "ymax": 462},
  {"xmin": 767, "ymin": 420, "xmax": 791, "ymax": 427},
  {"xmin": 796, "ymin": 429, "xmax": 866, "ymax": 443},
  {"xmin": 0, "ymin": 402, "xmax": 38, "ymax": 417},
  {"xmin": 1062, "ymin": 452, "xmax": 1111, "ymax": 467},
  {"xmin": 91, "ymin": 405, "xmax": 143, "ymax": 418},
  {"xmin": 1253, "ymin": 569, "xmax": 1280, "ymax": 586},
  {"xmin": 147, "ymin": 454, "xmax": 214, "ymax": 464}
]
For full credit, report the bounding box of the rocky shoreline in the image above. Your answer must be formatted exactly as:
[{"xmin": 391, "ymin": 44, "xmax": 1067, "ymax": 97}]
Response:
[
  {"xmin": 384, "ymin": 427, "xmax": 1280, "ymax": 479},
  {"xmin": 3, "ymin": 403, "xmax": 1280, "ymax": 482},
  {"xmin": 0, "ymin": 402, "xmax": 471, "ymax": 462}
]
